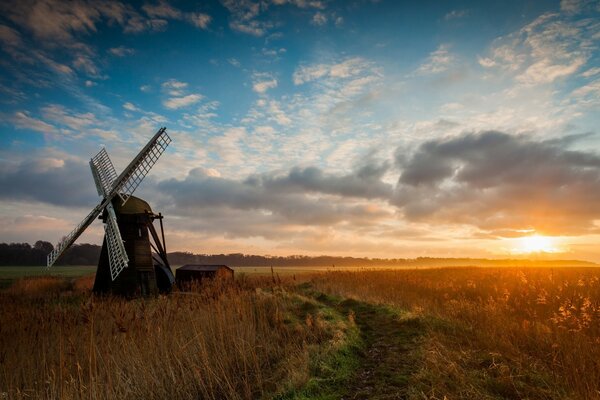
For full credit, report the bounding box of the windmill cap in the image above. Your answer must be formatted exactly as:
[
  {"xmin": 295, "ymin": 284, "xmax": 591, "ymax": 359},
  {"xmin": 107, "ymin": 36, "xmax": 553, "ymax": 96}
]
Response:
[{"xmin": 112, "ymin": 195, "xmax": 153, "ymax": 214}]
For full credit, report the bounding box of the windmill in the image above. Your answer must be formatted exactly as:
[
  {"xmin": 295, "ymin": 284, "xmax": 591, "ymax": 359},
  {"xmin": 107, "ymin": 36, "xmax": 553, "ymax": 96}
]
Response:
[{"xmin": 47, "ymin": 127, "xmax": 175, "ymax": 296}]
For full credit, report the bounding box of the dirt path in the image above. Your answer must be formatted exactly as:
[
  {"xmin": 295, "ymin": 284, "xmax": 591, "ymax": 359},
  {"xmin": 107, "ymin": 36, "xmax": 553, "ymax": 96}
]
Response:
[{"xmin": 311, "ymin": 293, "xmax": 426, "ymax": 400}]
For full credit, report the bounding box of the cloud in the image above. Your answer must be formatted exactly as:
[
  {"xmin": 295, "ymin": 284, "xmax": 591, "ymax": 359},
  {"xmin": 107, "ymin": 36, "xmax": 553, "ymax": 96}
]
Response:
[
  {"xmin": 142, "ymin": 1, "xmax": 211, "ymax": 30},
  {"xmin": 252, "ymin": 72, "xmax": 278, "ymax": 93},
  {"xmin": 444, "ymin": 9, "xmax": 468, "ymax": 20},
  {"xmin": 163, "ymin": 94, "xmax": 202, "ymax": 109},
  {"xmin": 221, "ymin": 0, "xmax": 269, "ymax": 36},
  {"xmin": 161, "ymin": 79, "xmax": 202, "ymax": 109},
  {"xmin": 0, "ymin": 0, "xmax": 160, "ymax": 44},
  {"xmin": 228, "ymin": 58, "xmax": 241, "ymax": 67},
  {"xmin": 271, "ymin": 0, "xmax": 324, "ymax": 8},
  {"xmin": 393, "ymin": 131, "xmax": 600, "ymax": 236},
  {"xmin": 158, "ymin": 162, "xmax": 391, "ymax": 227},
  {"xmin": 41, "ymin": 104, "xmax": 96, "ymax": 130},
  {"xmin": 162, "ymin": 79, "xmax": 188, "ymax": 95},
  {"xmin": 108, "ymin": 46, "xmax": 135, "ymax": 57},
  {"xmin": 293, "ymin": 57, "xmax": 374, "ymax": 84},
  {"xmin": 123, "ymin": 102, "xmax": 139, "ymax": 111},
  {"xmin": 416, "ymin": 44, "xmax": 454, "ymax": 74},
  {"xmin": 479, "ymin": 12, "xmax": 599, "ymax": 85},
  {"xmin": 0, "ymin": 157, "xmax": 97, "ymax": 206},
  {"xmin": 188, "ymin": 13, "xmax": 211, "ymax": 29},
  {"xmin": 311, "ymin": 12, "xmax": 327, "ymax": 26},
  {"xmin": 10, "ymin": 111, "xmax": 57, "ymax": 134},
  {"xmin": 0, "ymin": 24, "xmax": 23, "ymax": 48},
  {"xmin": 221, "ymin": 0, "xmax": 323, "ymax": 36},
  {"xmin": 560, "ymin": 0, "xmax": 598, "ymax": 15}
]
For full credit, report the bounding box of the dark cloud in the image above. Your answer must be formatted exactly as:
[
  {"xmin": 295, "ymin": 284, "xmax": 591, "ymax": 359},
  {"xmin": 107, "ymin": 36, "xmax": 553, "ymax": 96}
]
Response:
[
  {"xmin": 0, "ymin": 158, "xmax": 97, "ymax": 206},
  {"xmin": 158, "ymin": 164, "xmax": 392, "ymax": 227},
  {"xmin": 394, "ymin": 131, "xmax": 600, "ymax": 235},
  {"xmin": 253, "ymin": 161, "xmax": 392, "ymax": 199}
]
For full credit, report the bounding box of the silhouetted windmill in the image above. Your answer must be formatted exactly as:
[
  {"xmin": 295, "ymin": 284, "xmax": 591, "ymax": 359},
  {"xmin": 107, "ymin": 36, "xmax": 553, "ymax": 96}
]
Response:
[{"xmin": 47, "ymin": 127, "xmax": 174, "ymax": 296}]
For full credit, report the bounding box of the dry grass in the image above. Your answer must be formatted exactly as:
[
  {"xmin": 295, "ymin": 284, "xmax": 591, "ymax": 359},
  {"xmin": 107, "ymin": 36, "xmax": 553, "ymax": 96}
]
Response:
[
  {"xmin": 0, "ymin": 275, "xmax": 344, "ymax": 400},
  {"xmin": 311, "ymin": 267, "xmax": 600, "ymax": 399}
]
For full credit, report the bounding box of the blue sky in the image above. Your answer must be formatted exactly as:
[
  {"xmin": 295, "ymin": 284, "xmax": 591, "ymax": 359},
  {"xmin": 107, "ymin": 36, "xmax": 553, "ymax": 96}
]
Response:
[{"xmin": 1, "ymin": 0, "xmax": 600, "ymax": 260}]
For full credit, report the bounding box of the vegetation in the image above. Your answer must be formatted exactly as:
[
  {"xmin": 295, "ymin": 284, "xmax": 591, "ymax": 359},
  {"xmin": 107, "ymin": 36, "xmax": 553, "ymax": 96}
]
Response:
[
  {"xmin": 0, "ymin": 242, "xmax": 100, "ymax": 266},
  {"xmin": 2, "ymin": 267, "xmax": 600, "ymax": 399},
  {"xmin": 0, "ymin": 275, "xmax": 357, "ymax": 400},
  {"xmin": 1, "ymin": 241, "xmax": 595, "ymax": 267},
  {"xmin": 312, "ymin": 267, "xmax": 600, "ymax": 399}
]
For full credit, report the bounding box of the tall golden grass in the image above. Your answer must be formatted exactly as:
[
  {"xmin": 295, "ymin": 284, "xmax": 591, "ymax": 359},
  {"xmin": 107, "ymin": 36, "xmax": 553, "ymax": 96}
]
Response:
[
  {"xmin": 311, "ymin": 267, "xmax": 600, "ymax": 399},
  {"xmin": 0, "ymin": 275, "xmax": 340, "ymax": 400}
]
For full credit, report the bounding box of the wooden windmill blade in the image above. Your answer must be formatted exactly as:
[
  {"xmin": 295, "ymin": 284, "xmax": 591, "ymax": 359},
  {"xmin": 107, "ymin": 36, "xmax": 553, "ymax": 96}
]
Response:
[
  {"xmin": 111, "ymin": 127, "xmax": 171, "ymax": 205},
  {"xmin": 46, "ymin": 127, "xmax": 172, "ymax": 279},
  {"xmin": 104, "ymin": 203, "xmax": 129, "ymax": 280},
  {"xmin": 46, "ymin": 203, "xmax": 106, "ymax": 268},
  {"xmin": 90, "ymin": 147, "xmax": 118, "ymax": 197}
]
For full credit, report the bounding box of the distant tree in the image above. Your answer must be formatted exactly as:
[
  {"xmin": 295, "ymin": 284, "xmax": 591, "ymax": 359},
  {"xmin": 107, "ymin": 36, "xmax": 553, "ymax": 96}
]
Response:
[{"xmin": 34, "ymin": 240, "xmax": 54, "ymax": 254}]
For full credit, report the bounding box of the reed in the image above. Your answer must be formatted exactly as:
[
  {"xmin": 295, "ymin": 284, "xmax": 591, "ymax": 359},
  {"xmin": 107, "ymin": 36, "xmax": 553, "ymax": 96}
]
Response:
[
  {"xmin": 311, "ymin": 267, "xmax": 600, "ymax": 399},
  {"xmin": 0, "ymin": 276, "xmax": 332, "ymax": 400}
]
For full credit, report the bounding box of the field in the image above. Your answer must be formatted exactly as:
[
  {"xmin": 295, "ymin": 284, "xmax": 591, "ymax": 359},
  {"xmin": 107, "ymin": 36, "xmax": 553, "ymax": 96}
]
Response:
[{"xmin": 1, "ymin": 266, "xmax": 600, "ymax": 399}]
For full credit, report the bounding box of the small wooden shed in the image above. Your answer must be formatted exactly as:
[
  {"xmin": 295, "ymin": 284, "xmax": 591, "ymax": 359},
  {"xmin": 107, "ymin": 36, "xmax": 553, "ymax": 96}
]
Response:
[{"xmin": 176, "ymin": 264, "xmax": 234, "ymax": 287}]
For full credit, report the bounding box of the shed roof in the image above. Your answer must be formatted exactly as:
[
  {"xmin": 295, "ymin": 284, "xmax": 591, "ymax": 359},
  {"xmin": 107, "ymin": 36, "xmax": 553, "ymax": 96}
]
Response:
[{"xmin": 179, "ymin": 264, "xmax": 232, "ymax": 272}]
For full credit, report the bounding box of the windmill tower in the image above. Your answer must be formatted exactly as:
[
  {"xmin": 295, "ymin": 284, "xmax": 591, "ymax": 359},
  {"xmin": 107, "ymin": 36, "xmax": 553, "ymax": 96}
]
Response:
[{"xmin": 47, "ymin": 127, "xmax": 174, "ymax": 296}]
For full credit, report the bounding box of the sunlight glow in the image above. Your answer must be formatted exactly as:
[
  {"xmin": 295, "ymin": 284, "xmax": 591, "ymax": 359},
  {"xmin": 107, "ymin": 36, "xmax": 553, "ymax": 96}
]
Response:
[{"xmin": 513, "ymin": 235, "xmax": 561, "ymax": 254}]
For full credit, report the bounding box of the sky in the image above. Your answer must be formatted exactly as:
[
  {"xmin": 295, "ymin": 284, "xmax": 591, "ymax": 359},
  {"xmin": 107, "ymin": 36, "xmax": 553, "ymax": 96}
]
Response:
[{"xmin": 1, "ymin": 0, "xmax": 600, "ymax": 261}]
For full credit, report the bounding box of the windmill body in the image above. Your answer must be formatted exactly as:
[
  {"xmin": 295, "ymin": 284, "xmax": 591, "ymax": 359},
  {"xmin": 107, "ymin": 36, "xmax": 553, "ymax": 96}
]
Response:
[
  {"xmin": 47, "ymin": 127, "xmax": 174, "ymax": 297},
  {"xmin": 93, "ymin": 196, "xmax": 174, "ymax": 296}
]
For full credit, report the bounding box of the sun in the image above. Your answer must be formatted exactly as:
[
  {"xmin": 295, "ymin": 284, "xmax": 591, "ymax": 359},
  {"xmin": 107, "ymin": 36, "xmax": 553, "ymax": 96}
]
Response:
[{"xmin": 514, "ymin": 234, "xmax": 559, "ymax": 254}]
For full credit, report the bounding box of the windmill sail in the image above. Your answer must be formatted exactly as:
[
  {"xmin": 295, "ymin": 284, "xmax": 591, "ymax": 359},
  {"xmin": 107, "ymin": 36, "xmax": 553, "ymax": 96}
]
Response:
[
  {"xmin": 112, "ymin": 127, "xmax": 171, "ymax": 205},
  {"xmin": 46, "ymin": 204, "xmax": 105, "ymax": 268},
  {"xmin": 90, "ymin": 148, "xmax": 118, "ymax": 196},
  {"xmin": 104, "ymin": 203, "xmax": 129, "ymax": 280},
  {"xmin": 90, "ymin": 153, "xmax": 130, "ymax": 280},
  {"xmin": 46, "ymin": 127, "xmax": 171, "ymax": 273}
]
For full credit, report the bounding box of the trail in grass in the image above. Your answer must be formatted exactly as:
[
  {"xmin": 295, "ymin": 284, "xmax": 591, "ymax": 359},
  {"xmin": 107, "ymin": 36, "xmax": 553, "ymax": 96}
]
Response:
[{"xmin": 306, "ymin": 289, "xmax": 426, "ymax": 400}]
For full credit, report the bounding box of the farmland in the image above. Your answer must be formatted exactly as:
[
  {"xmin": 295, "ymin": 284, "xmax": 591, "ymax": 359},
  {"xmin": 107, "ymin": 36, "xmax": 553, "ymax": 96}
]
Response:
[{"xmin": 1, "ymin": 266, "xmax": 600, "ymax": 399}]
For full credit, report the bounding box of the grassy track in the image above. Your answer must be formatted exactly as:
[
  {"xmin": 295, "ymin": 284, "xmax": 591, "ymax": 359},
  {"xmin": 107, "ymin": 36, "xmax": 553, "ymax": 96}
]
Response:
[{"xmin": 286, "ymin": 285, "xmax": 426, "ymax": 400}]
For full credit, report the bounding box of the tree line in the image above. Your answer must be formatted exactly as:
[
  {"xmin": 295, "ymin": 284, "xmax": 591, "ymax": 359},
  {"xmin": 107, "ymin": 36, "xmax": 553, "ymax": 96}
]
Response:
[
  {"xmin": 0, "ymin": 241, "xmax": 595, "ymax": 267},
  {"xmin": 0, "ymin": 241, "xmax": 100, "ymax": 266}
]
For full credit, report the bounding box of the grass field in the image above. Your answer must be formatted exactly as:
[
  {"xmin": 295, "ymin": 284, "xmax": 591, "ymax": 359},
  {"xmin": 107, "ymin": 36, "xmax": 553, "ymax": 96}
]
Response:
[{"xmin": 2, "ymin": 266, "xmax": 600, "ymax": 399}]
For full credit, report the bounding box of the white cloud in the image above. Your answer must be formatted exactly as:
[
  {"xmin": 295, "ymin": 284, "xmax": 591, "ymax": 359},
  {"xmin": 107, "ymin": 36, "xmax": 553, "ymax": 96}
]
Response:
[
  {"xmin": 480, "ymin": 12, "xmax": 599, "ymax": 85},
  {"xmin": 311, "ymin": 12, "xmax": 327, "ymax": 26},
  {"xmin": 559, "ymin": 0, "xmax": 596, "ymax": 15},
  {"xmin": 162, "ymin": 79, "xmax": 188, "ymax": 96},
  {"xmin": 160, "ymin": 79, "xmax": 202, "ymax": 109},
  {"xmin": 123, "ymin": 102, "xmax": 139, "ymax": 111},
  {"xmin": 73, "ymin": 55, "xmax": 100, "ymax": 77},
  {"xmin": 108, "ymin": 46, "xmax": 135, "ymax": 57},
  {"xmin": 41, "ymin": 104, "xmax": 96, "ymax": 131},
  {"xmin": 188, "ymin": 13, "xmax": 211, "ymax": 29},
  {"xmin": 252, "ymin": 73, "xmax": 278, "ymax": 93},
  {"xmin": 582, "ymin": 67, "xmax": 600, "ymax": 78},
  {"xmin": 444, "ymin": 9, "xmax": 468, "ymax": 21},
  {"xmin": 222, "ymin": 0, "xmax": 324, "ymax": 36},
  {"xmin": 293, "ymin": 57, "xmax": 373, "ymax": 84},
  {"xmin": 11, "ymin": 111, "xmax": 57, "ymax": 134},
  {"xmin": 84, "ymin": 80, "xmax": 96, "ymax": 87},
  {"xmin": 142, "ymin": 1, "xmax": 211, "ymax": 29},
  {"xmin": 416, "ymin": 44, "xmax": 454, "ymax": 74},
  {"xmin": 140, "ymin": 85, "xmax": 152, "ymax": 92},
  {"xmin": 163, "ymin": 94, "xmax": 202, "ymax": 109},
  {"xmin": 518, "ymin": 56, "xmax": 586, "ymax": 84}
]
